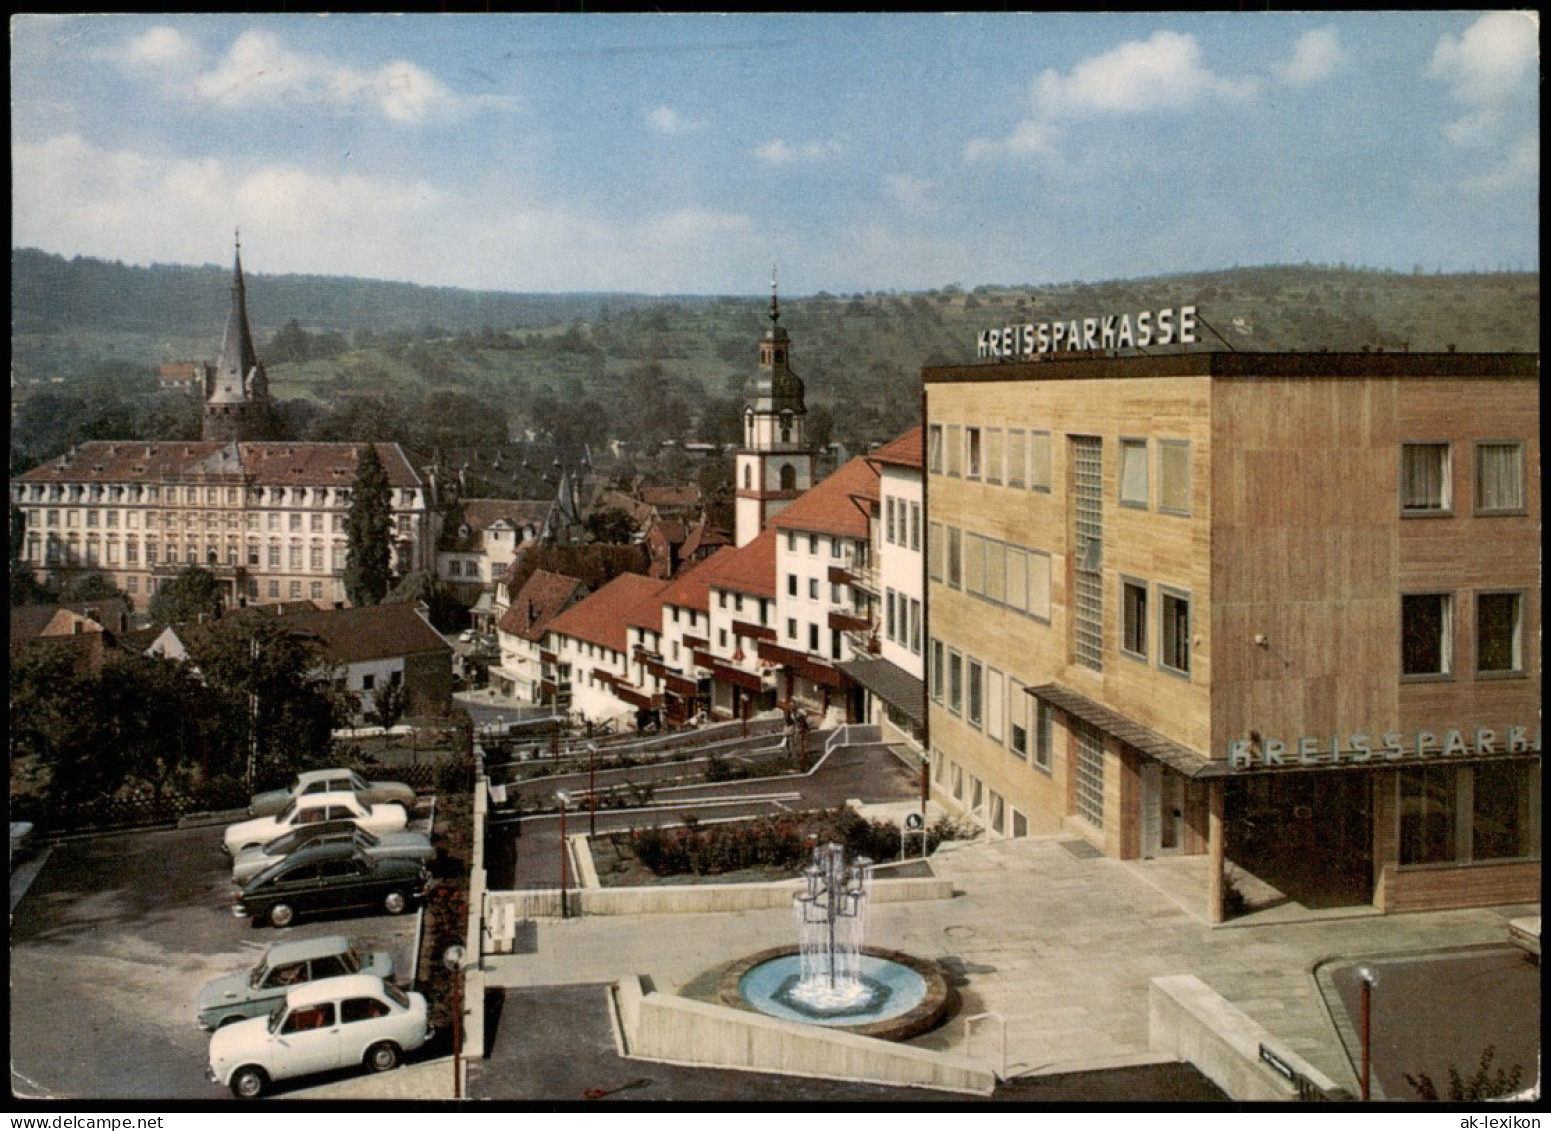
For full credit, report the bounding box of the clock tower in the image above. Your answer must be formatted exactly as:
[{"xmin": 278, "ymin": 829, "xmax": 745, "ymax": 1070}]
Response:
[{"xmin": 734, "ymin": 271, "xmax": 813, "ymax": 547}]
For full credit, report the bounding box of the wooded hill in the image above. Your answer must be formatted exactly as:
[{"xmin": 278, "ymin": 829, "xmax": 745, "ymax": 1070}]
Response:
[{"xmin": 11, "ymin": 248, "xmax": 1539, "ymax": 465}]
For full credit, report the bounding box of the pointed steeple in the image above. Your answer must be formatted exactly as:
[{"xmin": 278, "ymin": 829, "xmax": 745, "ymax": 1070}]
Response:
[{"xmin": 210, "ymin": 231, "xmax": 260, "ymax": 406}]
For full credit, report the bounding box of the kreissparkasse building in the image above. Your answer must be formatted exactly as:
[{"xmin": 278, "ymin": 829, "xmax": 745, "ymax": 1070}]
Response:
[{"xmin": 923, "ymin": 304, "xmax": 1539, "ymax": 920}]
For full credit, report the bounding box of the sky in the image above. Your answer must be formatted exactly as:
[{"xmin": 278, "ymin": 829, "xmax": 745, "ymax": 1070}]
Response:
[{"xmin": 9, "ymin": 12, "xmax": 1540, "ymax": 296}]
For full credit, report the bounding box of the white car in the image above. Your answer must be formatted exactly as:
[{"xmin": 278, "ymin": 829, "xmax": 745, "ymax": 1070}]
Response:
[
  {"xmin": 248, "ymin": 768, "xmax": 415, "ymax": 819},
  {"xmin": 224, "ymin": 791, "xmax": 408, "ymax": 856},
  {"xmin": 207, "ymin": 973, "xmax": 432, "ymax": 1098}
]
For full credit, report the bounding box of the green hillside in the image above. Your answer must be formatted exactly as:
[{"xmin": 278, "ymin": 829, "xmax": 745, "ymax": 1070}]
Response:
[{"xmin": 10, "ymin": 250, "xmax": 1539, "ymax": 475}]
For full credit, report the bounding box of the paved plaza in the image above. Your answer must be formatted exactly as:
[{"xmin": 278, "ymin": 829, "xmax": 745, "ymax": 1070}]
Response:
[{"xmin": 480, "ymin": 833, "xmax": 1537, "ymax": 1097}]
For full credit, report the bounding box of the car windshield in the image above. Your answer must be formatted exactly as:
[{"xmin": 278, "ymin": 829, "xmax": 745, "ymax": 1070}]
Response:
[
  {"xmin": 250, "ymin": 964, "xmax": 268, "ymax": 989},
  {"xmin": 342, "ymin": 949, "xmax": 362, "ymax": 974},
  {"xmin": 350, "ymin": 771, "xmax": 369, "ymax": 791},
  {"xmin": 267, "ymin": 1000, "xmax": 286, "ymax": 1033},
  {"xmin": 383, "ymin": 982, "xmax": 410, "ymax": 1010},
  {"xmin": 265, "ymin": 830, "xmax": 300, "ymax": 854},
  {"xmin": 277, "ymin": 798, "xmax": 299, "ymax": 822}
]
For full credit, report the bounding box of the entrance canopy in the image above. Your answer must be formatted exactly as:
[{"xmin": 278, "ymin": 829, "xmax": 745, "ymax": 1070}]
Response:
[
  {"xmin": 1027, "ymin": 683, "xmax": 1225, "ymax": 779},
  {"xmin": 837, "ymin": 655, "xmax": 925, "ymax": 728}
]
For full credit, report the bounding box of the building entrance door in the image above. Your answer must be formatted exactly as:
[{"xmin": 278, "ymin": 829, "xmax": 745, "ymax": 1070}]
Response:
[{"xmin": 1141, "ymin": 763, "xmax": 1186, "ymax": 857}]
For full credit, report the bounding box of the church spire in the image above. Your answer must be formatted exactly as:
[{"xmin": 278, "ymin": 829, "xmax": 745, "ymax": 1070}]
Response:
[
  {"xmin": 211, "ymin": 232, "xmax": 259, "ymax": 404},
  {"xmin": 769, "ymin": 264, "xmax": 780, "ymax": 327}
]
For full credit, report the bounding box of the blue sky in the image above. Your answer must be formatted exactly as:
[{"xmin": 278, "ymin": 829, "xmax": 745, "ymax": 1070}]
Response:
[{"xmin": 10, "ymin": 12, "xmax": 1539, "ymax": 295}]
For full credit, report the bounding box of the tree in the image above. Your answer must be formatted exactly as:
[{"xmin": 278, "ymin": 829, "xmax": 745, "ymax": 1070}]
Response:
[
  {"xmin": 584, "ymin": 507, "xmax": 635, "ymax": 545},
  {"xmin": 97, "ymin": 653, "xmax": 209, "ymax": 803},
  {"xmin": 10, "ymin": 649, "xmax": 127, "ymax": 816},
  {"xmin": 149, "ymin": 565, "xmax": 225, "ymax": 628},
  {"xmin": 59, "ymin": 571, "xmax": 129, "ymax": 604},
  {"xmin": 368, "ymin": 676, "xmax": 409, "ymax": 729},
  {"xmin": 344, "ymin": 444, "xmax": 393, "ymax": 607},
  {"xmin": 186, "ymin": 614, "xmax": 348, "ymax": 787}
]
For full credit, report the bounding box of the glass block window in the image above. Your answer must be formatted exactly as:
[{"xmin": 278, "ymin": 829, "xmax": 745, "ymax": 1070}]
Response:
[{"xmin": 1074, "ymin": 721, "xmax": 1105, "ymax": 828}]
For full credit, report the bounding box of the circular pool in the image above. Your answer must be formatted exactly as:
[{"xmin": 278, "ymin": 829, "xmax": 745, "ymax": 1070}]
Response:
[{"xmin": 716, "ymin": 946, "xmax": 950, "ymax": 1042}]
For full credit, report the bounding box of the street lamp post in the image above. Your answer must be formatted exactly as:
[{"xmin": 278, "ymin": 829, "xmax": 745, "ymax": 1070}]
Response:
[
  {"xmin": 556, "ymin": 790, "xmax": 570, "ymax": 919},
  {"xmin": 442, "ymin": 945, "xmax": 466, "ymax": 1099},
  {"xmin": 1356, "ymin": 965, "xmax": 1376, "ymax": 1101},
  {"xmin": 586, "ymin": 742, "xmax": 598, "ymax": 838}
]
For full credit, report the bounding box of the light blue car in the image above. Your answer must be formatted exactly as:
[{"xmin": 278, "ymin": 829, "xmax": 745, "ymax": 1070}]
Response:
[{"xmin": 196, "ymin": 935, "xmax": 393, "ymax": 1031}]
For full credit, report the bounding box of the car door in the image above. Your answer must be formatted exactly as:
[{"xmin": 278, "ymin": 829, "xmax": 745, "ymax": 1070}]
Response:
[
  {"xmin": 314, "ymin": 854, "xmax": 373, "ymax": 912},
  {"xmin": 338, "ymin": 995, "xmax": 395, "ymax": 1063},
  {"xmin": 273, "ymin": 1001, "xmax": 343, "ymax": 1078},
  {"xmin": 289, "ymin": 804, "xmax": 331, "ymax": 832}
]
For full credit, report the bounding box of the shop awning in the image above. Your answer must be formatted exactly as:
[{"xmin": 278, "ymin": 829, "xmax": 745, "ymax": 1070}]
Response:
[
  {"xmin": 836, "ymin": 656, "xmax": 925, "ymax": 727},
  {"xmin": 1026, "ymin": 683, "xmax": 1228, "ymax": 779}
]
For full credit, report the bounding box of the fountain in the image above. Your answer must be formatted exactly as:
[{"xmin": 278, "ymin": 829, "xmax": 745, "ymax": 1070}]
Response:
[{"xmin": 717, "ymin": 842, "xmax": 950, "ymax": 1041}]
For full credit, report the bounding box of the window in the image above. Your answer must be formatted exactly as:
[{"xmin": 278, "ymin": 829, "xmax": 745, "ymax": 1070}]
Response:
[
  {"xmin": 290, "ymin": 581, "xmax": 302, "ymax": 599},
  {"xmin": 945, "ymin": 425, "xmax": 963, "ymax": 477},
  {"xmin": 127, "ymin": 576, "xmax": 138, "ymax": 593},
  {"xmin": 965, "ymin": 533, "xmax": 986, "ymax": 596},
  {"xmin": 927, "ymin": 424, "xmax": 944, "ymax": 474},
  {"xmin": 310, "ymin": 546, "xmax": 323, "ymax": 571},
  {"xmin": 1008, "ymin": 680, "xmax": 1028, "ymax": 760},
  {"xmin": 986, "ymin": 429, "xmax": 1004, "ymax": 485},
  {"xmin": 310, "ymin": 513, "xmax": 324, "ymax": 532},
  {"xmin": 930, "ymin": 639, "xmax": 945, "ymax": 703},
  {"xmin": 787, "ymin": 574, "xmax": 798, "ymax": 597},
  {"xmin": 965, "ymin": 427, "xmax": 982, "ymax": 479},
  {"xmin": 1028, "ymin": 550, "xmax": 1052, "ymax": 621},
  {"xmin": 1160, "ymin": 588, "xmax": 1190, "ymax": 676},
  {"xmin": 984, "ymin": 540, "xmax": 1006, "ymax": 604},
  {"xmin": 947, "ymin": 527, "xmax": 962, "ymax": 589},
  {"xmin": 268, "ymin": 581, "xmax": 280, "ymax": 598},
  {"xmin": 808, "ymin": 577, "xmax": 819, "ymax": 600},
  {"xmin": 268, "ymin": 513, "xmax": 280, "ymax": 531},
  {"xmin": 289, "ymin": 545, "xmax": 303, "ymax": 570},
  {"xmin": 282, "ymin": 1003, "xmax": 336, "ymax": 1033},
  {"xmin": 1006, "ymin": 430, "xmax": 1026, "ymax": 488},
  {"xmin": 449, "ymin": 560, "xmax": 462, "ymax": 577},
  {"xmin": 928, "ymin": 522, "xmax": 945, "ymax": 581},
  {"xmin": 1475, "ymin": 442, "xmax": 1524, "ymax": 514},
  {"xmin": 787, "ymin": 531, "xmax": 797, "ymax": 553},
  {"xmin": 909, "ymin": 502, "xmax": 920, "ymax": 551},
  {"xmin": 1401, "ymin": 593, "xmax": 1452, "ymax": 678},
  {"xmin": 1158, "ymin": 440, "xmax": 1191, "ymax": 515},
  {"xmin": 1030, "ymin": 431, "xmax": 1052, "ymax": 491},
  {"xmin": 948, "ymin": 650, "xmax": 963, "ymax": 714},
  {"xmin": 886, "ymin": 589, "xmax": 897, "ymax": 642},
  {"xmin": 1122, "ymin": 579, "xmax": 1148, "ymax": 659},
  {"xmin": 967, "ymin": 659, "xmax": 983, "ymax": 728},
  {"xmin": 311, "ymin": 582, "xmax": 323, "ymax": 600},
  {"xmin": 341, "ymin": 997, "xmax": 392, "ymax": 1024},
  {"xmin": 1476, "ymin": 592, "xmax": 1522, "ymax": 675},
  {"xmin": 268, "ymin": 544, "xmax": 281, "ymax": 568},
  {"xmin": 910, "ymin": 598, "xmax": 922, "ymax": 655},
  {"xmin": 290, "ymin": 513, "xmax": 303, "ymax": 532},
  {"xmin": 1472, "ymin": 760, "xmax": 1540, "ymax": 861},
  {"xmin": 809, "ymin": 534, "xmax": 818, "ymax": 555},
  {"xmin": 1120, "ymin": 439, "xmax": 1148, "ymax": 507},
  {"xmin": 987, "ymin": 668, "xmax": 1004, "ymax": 742},
  {"xmin": 126, "ymin": 541, "xmax": 138, "ymax": 564},
  {"xmin": 1005, "ymin": 547, "xmax": 1028, "ymax": 613},
  {"xmin": 787, "ymin": 618, "xmax": 798, "ymax": 640},
  {"xmin": 1400, "ymin": 443, "xmax": 1450, "ymax": 513},
  {"xmin": 808, "ymin": 623, "xmax": 819, "ymax": 652},
  {"xmin": 885, "ymin": 498, "xmax": 896, "ymax": 544},
  {"xmin": 1073, "ymin": 721, "xmax": 1105, "ymax": 827}
]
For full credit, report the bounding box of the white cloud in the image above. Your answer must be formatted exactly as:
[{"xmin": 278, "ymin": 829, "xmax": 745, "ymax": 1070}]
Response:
[
  {"xmin": 118, "ymin": 27, "xmax": 510, "ymax": 124},
  {"xmin": 754, "ymin": 138, "xmax": 845, "ymax": 167},
  {"xmin": 123, "ymin": 25, "xmax": 201, "ymax": 69},
  {"xmin": 646, "ymin": 106, "xmax": 705, "ymax": 134},
  {"xmin": 884, "ymin": 173, "xmax": 932, "ymax": 209},
  {"xmin": 967, "ymin": 30, "xmax": 1255, "ymax": 163},
  {"xmin": 1273, "ymin": 27, "xmax": 1344, "ymax": 85},
  {"xmin": 1034, "ymin": 30, "xmax": 1258, "ymax": 117},
  {"xmin": 1430, "ymin": 12, "xmax": 1538, "ymax": 108}
]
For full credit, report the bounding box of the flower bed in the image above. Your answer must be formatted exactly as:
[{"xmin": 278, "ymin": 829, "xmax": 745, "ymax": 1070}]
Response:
[{"xmin": 594, "ymin": 808, "xmax": 970, "ymax": 888}]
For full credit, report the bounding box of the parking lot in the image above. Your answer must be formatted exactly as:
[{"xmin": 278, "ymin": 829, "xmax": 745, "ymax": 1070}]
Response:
[{"xmin": 10, "ymin": 819, "xmax": 427, "ymax": 1101}]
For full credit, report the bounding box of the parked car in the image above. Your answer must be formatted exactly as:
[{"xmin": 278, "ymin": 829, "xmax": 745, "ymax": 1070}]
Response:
[
  {"xmin": 231, "ymin": 820, "xmax": 434, "ymax": 885},
  {"xmin": 195, "ymin": 935, "xmax": 393, "ymax": 1031},
  {"xmin": 207, "ymin": 973, "xmax": 432, "ymax": 1097},
  {"xmin": 224, "ymin": 792, "xmax": 409, "ymax": 856},
  {"xmin": 233, "ymin": 842, "xmax": 430, "ymax": 928},
  {"xmin": 248, "ymin": 768, "xmax": 415, "ymax": 818}
]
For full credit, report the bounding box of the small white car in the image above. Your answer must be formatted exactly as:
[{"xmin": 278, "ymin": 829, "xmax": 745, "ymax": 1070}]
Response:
[
  {"xmin": 207, "ymin": 973, "xmax": 432, "ymax": 1098},
  {"xmin": 248, "ymin": 769, "xmax": 415, "ymax": 819},
  {"xmin": 224, "ymin": 791, "xmax": 408, "ymax": 856}
]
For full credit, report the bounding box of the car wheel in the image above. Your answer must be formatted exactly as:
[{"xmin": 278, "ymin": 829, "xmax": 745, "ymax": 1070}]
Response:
[
  {"xmin": 365, "ymin": 1041, "xmax": 401, "ymax": 1073},
  {"xmin": 268, "ymin": 902, "xmax": 295, "ymax": 928},
  {"xmin": 230, "ymin": 1065, "xmax": 268, "ymax": 1099},
  {"xmin": 383, "ymin": 890, "xmax": 407, "ymax": 915}
]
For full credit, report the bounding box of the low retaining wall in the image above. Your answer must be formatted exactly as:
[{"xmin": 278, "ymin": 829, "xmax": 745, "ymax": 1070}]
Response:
[
  {"xmin": 612, "ymin": 976, "xmax": 994, "ymax": 1096},
  {"xmin": 1148, "ymin": 974, "xmax": 1345, "ymax": 1102},
  {"xmin": 491, "ymin": 874, "xmax": 953, "ymax": 921}
]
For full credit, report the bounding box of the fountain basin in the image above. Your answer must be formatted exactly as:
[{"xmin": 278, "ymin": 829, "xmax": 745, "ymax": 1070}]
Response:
[{"xmin": 717, "ymin": 946, "xmax": 951, "ymax": 1042}]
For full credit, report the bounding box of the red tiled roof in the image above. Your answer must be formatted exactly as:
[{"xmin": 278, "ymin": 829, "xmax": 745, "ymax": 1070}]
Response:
[
  {"xmin": 461, "ymin": 498, "xmax": 551, "ymax": 531},
  {"xmin": 640, "ymin": 485, "xmax": 700, "ymax": 508},
  {"xmin": 771, "ymin": 456, "xmax": 878, "ymax": 539},
  {"xmin": 656, "ymin": 548, "xmax": 731, "ymax": 616},
  {"xmin": 14, "ymin": 441, "xmax": 421, "ymax": 489},
  {"xmin": 256, "ymin": 602, "xmax": 451, "ymax": 664},
  {"xmin": 547, "ymin": 572, "xmax": 666, "ymax": 653},
  {"xmin": 682, "ymin": 520, "xmax": 731, "ymax": 559},
  {"xmin": 498, "ymin": 570, "xmax": 588, "ymax": 641},
  {"xmin": 701, "ymin": 528, "xmax": 777, "ymax": 598},
  {"xmin": 867, "ymin": 426, "xmax": 924, "ymax": 470}
]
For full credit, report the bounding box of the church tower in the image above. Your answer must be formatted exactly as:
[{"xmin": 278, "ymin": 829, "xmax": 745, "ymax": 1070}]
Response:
[
  {"xmin": 734, "ymin": 270, "xmax": 814, "ymax": 547},
  {"xmin": 202, "ymin": 234, "xmax": 273, "ymax": 442}
]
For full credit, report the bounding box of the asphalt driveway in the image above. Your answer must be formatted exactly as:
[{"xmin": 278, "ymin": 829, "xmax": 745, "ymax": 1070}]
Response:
[{"xmin": 10, "ymin": 822, "xmax": 424, "ymax": 1101}]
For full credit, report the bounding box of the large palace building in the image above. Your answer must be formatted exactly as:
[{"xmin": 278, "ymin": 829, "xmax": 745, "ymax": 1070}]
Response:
[
  {"xmin": 12, "ymin": 241, "xmax": 434, "ymax": 611},
  {"xmin": 923, "ymin": 334, "xmax": 1539, "ymax": 919}
]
